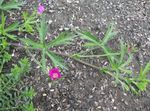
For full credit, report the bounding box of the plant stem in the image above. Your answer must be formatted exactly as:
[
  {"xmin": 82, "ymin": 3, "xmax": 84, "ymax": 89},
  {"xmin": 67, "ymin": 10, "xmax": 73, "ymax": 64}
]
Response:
[
  {"xmin": 26, "ymin": 49, "xmax": 42, "ymax": 68},
  {"xmin": 41, "ymin": 48, "xmax": 46, "ymax": 74},
  {"xmin": 0, "ymin": 106, "xmax": 20, "ymax": 110},
  {"xmin": 78, "ymin": 53, "xmax": 120, "ymax": 58},
  {"xmin": 77, "ymin": 47, "xmax": 99, "ymax": 55},
  {"xmin": 51, "ymin": 51, "xmax": 100, "ymax": 70},
  {"xmin": 0, "ymin": 60, "xmax": 5, "ymax": 74}
]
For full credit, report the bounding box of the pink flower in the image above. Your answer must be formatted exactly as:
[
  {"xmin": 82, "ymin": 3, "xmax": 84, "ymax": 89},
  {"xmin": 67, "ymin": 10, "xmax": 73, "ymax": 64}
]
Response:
[
  {"xmin": 49, "ymin": 68, "xmax": 61, "ymax": 80},
  {"xmin": 37, "ymin": 3, "xmax": 45, "ymax": 14}
]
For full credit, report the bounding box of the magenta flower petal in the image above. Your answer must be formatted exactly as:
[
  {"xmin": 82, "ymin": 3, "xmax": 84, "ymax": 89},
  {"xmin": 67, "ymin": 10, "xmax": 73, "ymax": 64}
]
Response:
[
  {"xmin": 37, "ymin": 4, "xmax": 45, "ymax": 14},
  {"xmin": 49, "ymin": 68, "xmax": 61, "ymax": 80}
]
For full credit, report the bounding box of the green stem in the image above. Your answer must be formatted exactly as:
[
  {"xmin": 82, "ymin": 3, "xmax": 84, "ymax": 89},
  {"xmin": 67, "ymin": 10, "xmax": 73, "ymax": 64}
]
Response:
[
  {"xmin": 26, "ymin": 49, "xmax": 42, "ymax": 68},
  {"xmin": 77, "ymin": 47, "xmax": 99, "ymax": 55},
  {"xmin": 0, "ymin": 106, "xmax": 20, "ymax": 111},
  {"xmin": 41, "ymin": 48, "xmax": 46, "ymax": 74},
  {"xmin": 72, "ymin": 57, "xmax": 100, "ymax": 70},
  {"xmin": 0, "ymin": 60, "xmax": 5, "ymax": 74},
  {"xmin": 78, "ymin": 53, "xmax": 120, "ymax": 58},
  {"xmin": 51, "ymin": 51, "xmax": 100, "ymax": 70},
  {"xmin": 104, "ymin": 71, "xmax": 116, "ymax": 78},
  {"xmin": 100, "ymin": 45, "xmax": 114, "ymax": 62}
]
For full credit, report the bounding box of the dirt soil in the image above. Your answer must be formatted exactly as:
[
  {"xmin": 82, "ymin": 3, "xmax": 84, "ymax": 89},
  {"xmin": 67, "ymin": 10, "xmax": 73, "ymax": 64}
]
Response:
[{"xmin": 21, "ymin": 0, "xmax": 150, "ymax": 111}]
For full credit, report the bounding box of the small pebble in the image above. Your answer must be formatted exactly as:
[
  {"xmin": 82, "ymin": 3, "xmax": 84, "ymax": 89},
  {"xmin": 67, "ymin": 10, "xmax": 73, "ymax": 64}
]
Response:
[
  {"xmin": 50, "ymin": 89, "xmax": 54, "ymax": 92},
  {"xmin": 42, "ymin": 93, "xmax": 47, "ymax": 96},
  {"xmin": 114, "ymin": 106, "xmax": 117, "ymax": 109}
]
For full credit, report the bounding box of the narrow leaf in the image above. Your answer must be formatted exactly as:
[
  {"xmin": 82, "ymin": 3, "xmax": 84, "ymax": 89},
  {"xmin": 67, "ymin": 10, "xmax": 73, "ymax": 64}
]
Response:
[
  {"xmin": 5, "ymin": 33, "xmax": 17, "ymax": 40},
  {"xmin": 102, "ymin": 23, "xmax": 117, "ymax": 45},
  {"xmin": 20, "ymin": 38, "xmax": 43, "ymax": 49},
  {"xmin": 1, "ymin": 12, "xmax": 6, "ymax": 31},
  {"xmin": 83, "ymin": 42, "xmax": 98, "ymax": 48},
  {"xmin": 1, "ymin": 1, "xmax": 23, "ymax": 10},
  {"xmin": 77, "ymin": 30, "xmax": 100, "ymax": 44},
  {"xmin": 142, "ymin": 62, "xmax": 150, "ymax": 76},
  {"xmin": 0, "ymin": 0, "xmax": 4, "ymax": 5},
  {"xmin": 47, "ymin": 31, "xmax": 75, "ymax": 48},
  {"xmin": 37, "ymin": 15, "xmax": 48, "ymax": 43},
  {"xmin": 46, "ymin": 51, "xmax": 67, "ymax": 69},
  {"xmin": 120, "ymin": 54, "xmax": 133, "ymax": 68},
  {"xmin": 5, "ymin": 22, "xmax": 19, "ymax": 32},
  {"xmin": 119, "ymin": 40, "xmax": 126, "ymax": 64}
]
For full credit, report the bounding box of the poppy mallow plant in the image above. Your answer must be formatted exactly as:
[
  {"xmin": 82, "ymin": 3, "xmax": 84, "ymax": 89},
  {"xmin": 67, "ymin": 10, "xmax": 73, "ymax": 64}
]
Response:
[
  {"xmin": 37, "ymin": 3, "xmax": 45, "ymax": 14},
  {"xmin": 49, "ymin": 68, "xmax": 62, "ymax": 80}
]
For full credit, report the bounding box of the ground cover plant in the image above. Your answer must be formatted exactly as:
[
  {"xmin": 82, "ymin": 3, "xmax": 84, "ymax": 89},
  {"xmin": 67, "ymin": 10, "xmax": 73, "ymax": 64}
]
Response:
[
  {"xmin": 0, "ymin": 0, "xmax": 150, "ymax": 110},
  {"xmin": 75, "ymin": 25, "xmax": 150, "ymax": 94},
  {"xmin": 0, "ymin": 58, "xmax": 36, "ymax": 111},
  {"xmin": 0, "ymin": 0, "xmax": 23, "ymax": 11}
]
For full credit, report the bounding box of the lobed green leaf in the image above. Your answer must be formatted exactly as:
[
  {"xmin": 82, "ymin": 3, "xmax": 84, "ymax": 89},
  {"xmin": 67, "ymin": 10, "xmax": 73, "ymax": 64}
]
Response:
[
  {"xmin": 0, "ymin": 1, "xmax": 23, "ymax": 11},
  {"xmin": 37, "ymin": 15, "xmax": 48, "ymax": 43},
  {"xmin": 77, "ymin": 30, "xmax": 100, "ymax": 44},
  {"xmin": 47, "ymin": 31, "xmax": 76, "ymax": 48},
  {"xmin": 102, "ymin": 23, "xmax": 117, "ymax": 45},
  {"xmin": 20, "ymin": 38, "xmax": 44, "ymax": 49},
  {"xmin": 46, "ymin": 51, "xmax": 67, "ymax": 69}
]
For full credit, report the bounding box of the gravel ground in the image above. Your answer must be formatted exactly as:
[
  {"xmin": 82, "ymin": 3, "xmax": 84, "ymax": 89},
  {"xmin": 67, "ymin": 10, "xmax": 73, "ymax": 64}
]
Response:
[{"xmin": 21, "ymin": 0, "xmax": 150, "ymax": 111}]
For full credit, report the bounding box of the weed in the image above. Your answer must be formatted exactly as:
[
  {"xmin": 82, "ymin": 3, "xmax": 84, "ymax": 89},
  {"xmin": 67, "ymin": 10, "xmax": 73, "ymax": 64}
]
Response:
[
  {"xmin": 0, "ymin": 12, "xmax": 19, "ymax": 40},
  {"xmin": 19, "ymin": 11, "xmax": 37, "ymax": 34},
  {"xmin": 0, "ymin": 58, "xmax": 36, "ymax": 111},
  {"xmin": 21, "ymin": 15, "xmax": 76, "ymax": 73},
  {"xmin": 75, "ymin": 24, "xmax": 150, "ymax": 94},
  {"xmin": 0, "ymin": 38, "xmax": 11, "ymax": 73},
  {"xmin": 0, "ymin": 0, "xmax": 23, "ymax": 11}
]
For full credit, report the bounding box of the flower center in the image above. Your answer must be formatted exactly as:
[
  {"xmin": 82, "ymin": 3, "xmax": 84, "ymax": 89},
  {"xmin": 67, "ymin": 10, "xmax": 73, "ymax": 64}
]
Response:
[{"xmin": 53, "ymin": 73, "xmax": 58, "ymax": 78}]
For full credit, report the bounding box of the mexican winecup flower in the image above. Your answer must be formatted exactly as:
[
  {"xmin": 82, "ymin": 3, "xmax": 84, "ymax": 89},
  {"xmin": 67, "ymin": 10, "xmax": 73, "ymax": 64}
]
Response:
[
  {"xmin": 49, "ymin": 68, "xmax": 61, "ymax": 80},
  {"xmin": 37, "ymin": 3, "xmax": 45, "ymax": 14}
]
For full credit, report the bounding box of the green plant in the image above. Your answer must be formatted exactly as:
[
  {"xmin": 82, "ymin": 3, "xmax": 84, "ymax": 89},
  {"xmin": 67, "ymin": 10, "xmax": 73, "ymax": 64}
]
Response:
[
  {"xmin": 74, "ymin": 24, "xmax": 150, "ymax": 94},
  {"xmin": 122, "ymin": 62, "xmax": 150, "ymax": 94},
  {"xmin": 23, "ymin": 102, "xmax": 36, "ymax": 111},
  {"xmin": 0, "ymin": 38, "xmax": 11, "ymax": 73},
  {"xmin": 0, "ymin": 0, "xmax": 23, "ymax": 11},
  {"xmin": 0, "ymin": 12, "xmax": 19, "ymax": 40},
  {"xmin": 21, "ymin": 15, "xmax": 76, "ymax": 73},
  {"xmin": 19, "ymin": 11, "xmax": 37, "ymax": 33},
  {"xmin": 0, "ymin": 57, "xmax": 36, "ymax": 111},
  {"xmin": 10, "ymin": 57, "xmax": 31, "ymax": 80}
]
